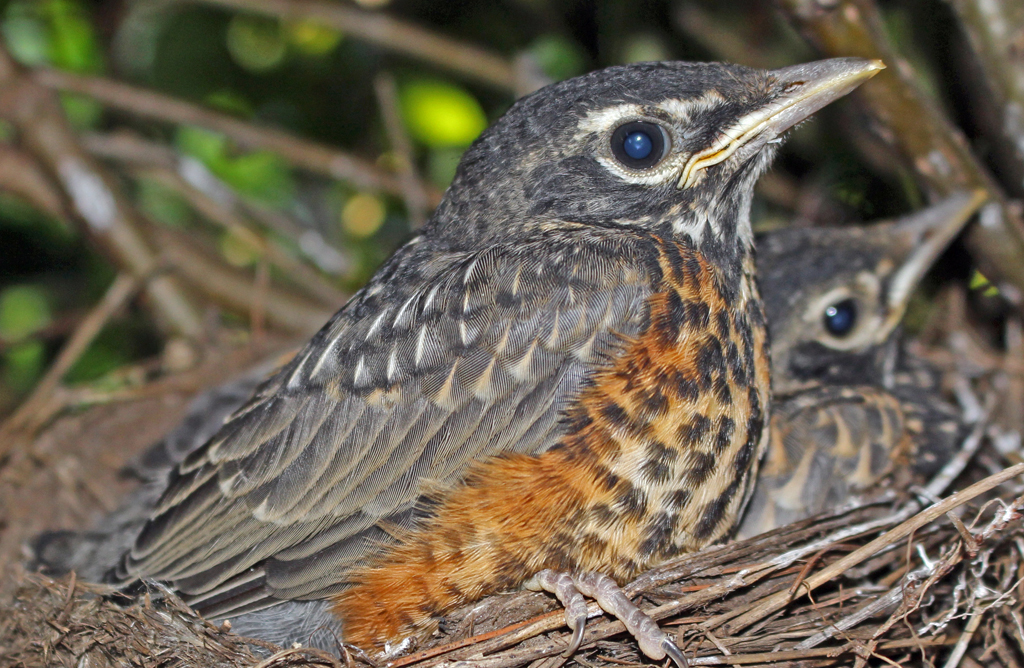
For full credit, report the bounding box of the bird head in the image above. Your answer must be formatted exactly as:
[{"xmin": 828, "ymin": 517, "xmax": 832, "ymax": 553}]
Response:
[
  {"xmin": 759, "ymin": 190, "xmax": 986, "ymax": 394},
  {"xmin": 429, "ymin": 58, "xmax": 883, "ymax": 272}
]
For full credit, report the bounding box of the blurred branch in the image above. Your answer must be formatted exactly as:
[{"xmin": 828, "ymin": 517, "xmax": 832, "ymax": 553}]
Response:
[
  {"xmin": 34, "ymin": 68, "xmax": 442, "ymax": 205},
  {"xmin": 0, "ymin": 46, "xmax": 203, "ymax": 338},
  {"xmin": 375, "ymin": 73, "xmax": 430, "ymax": 229},
  {"xmin": 778, "ymin": 0, "xmax": 1024, "ymax": 307},
  {"xmin": 0, "ymin": 274, "xmax": 138, "ymax": 446},
  {"xmin": 946, "ymin": 0, "xmax": 1024, "ymax": 197},
  {"xmin": 673, "ymin": 4, "xmax": 775, "ymax": 68},
  {"xmin": 150, "ymin": 224, "xmax": 335, "ymax": 335},
  {"xmin": 186, "ymin": 0, "xmax": 542, "ymax": 95},
  {"xmin": 136, "ymin": 165, "xmax": 348, "ymax": 308},
  {"xmin": 0, "ymin": 143, "xmax": 68, "ymax": 221},
  {"xmin": 80, "ymin": 130, "xmax": 179, "ymax": 169},
  {"xmin": 83, "ymin": 130, "xmax": 354, "ymax": 280}
]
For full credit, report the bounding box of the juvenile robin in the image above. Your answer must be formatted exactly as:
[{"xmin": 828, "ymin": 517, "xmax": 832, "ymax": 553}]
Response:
[
  {"xmin": 736, "ymin": 191, "xmax": 983, "ymax": 538},
  {"xmin": 34, "ymin": 59, "xmax": 882, "ymax": 661},
  {"xmin": 40, "ymin": 196, "xmax": 975, "ymax": 575}
]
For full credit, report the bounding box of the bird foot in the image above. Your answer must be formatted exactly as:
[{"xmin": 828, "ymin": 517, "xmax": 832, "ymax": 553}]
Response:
[{"xmin": 525, "ymin": 569, "xmax": 687, "ymax": 667}]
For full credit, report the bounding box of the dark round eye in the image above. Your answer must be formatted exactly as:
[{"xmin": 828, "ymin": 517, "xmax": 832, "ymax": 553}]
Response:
[
  {"xmin": 611, "ymin": 121, "xmax": 669, "ymax": 170},
  {"xmin": 823, "ymin": 298, "xmax": 858, "ymax": 336}
]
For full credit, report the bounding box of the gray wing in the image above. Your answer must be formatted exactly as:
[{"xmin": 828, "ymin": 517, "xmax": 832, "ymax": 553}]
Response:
[
  {"xmin": 32, "ymin": 359, "xmax": 287, "ymax": 582},
  {"xmin": 120, "ymin": 233, "xmax": 657, "ymax": 618},
  {"xmin": 736, "ymin": 385, "xmax": 905, "ymax": 539}
]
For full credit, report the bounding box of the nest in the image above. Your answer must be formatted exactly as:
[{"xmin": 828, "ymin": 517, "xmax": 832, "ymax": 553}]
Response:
[{"xmin": 2, "ymin": 457, "xmax": 1023, "ymax": 668}]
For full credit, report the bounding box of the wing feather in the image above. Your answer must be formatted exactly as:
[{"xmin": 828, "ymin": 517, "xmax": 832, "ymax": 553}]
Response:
[{"xmin": 121, "ymin": 232, "xmax": 658, "ymax": 615}]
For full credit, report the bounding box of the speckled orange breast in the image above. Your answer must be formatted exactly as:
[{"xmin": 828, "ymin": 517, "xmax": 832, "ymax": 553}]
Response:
[{"xmin": 333, "ymin": 236, "xmax": 771, "ymax": 648}]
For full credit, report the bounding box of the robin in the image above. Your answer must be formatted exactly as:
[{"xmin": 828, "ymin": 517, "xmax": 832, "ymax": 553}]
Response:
[
  {"xmin": 736, "ymin": 191, "xmax": 983, "ymax": 539},
  {"xmin": 33, "ymin": 59, "xmax": 882, "ymax": 662},
  {"xmin": 39, "ymin": 195, "xmax": 975, "ymax": 577}
]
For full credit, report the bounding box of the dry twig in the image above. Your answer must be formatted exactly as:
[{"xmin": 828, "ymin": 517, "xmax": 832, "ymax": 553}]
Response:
[
  {"xmin": 185, "ymin": 0, "xmax": 542, "ymax": 95},
  {"xmin": 0, "ymin": 46, "xmax": 203, "ymax": 338},
  {"xmin": 33, "ymin": 67, "xmax": 441, "ymax": 204},
  {"xmin": 0, "ymin": 274, "xmax": 139, "ymax": 446}
]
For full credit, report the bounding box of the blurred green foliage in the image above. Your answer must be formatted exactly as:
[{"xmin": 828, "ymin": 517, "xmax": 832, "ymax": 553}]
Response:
[
  {"xmin": 0, "ymin": 284, "xmax": 51, "ymax": 343},
  {"xmin": 399, "ymin": 79, "xmax": 488, "ymax": 148},
  {"xmin": 3, "ymin": 0, "xmax": 102, "ymax": 72}
]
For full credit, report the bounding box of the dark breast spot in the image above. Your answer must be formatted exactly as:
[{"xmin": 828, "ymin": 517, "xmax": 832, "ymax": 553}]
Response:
[
  {"xmin": 685, "ymin": 300, "xmax": 711, "ymax": 330},
  {"xmin": 656, "ymin": 290, "xmax": 687, "ymax": 343},
  {"xmin": 639, "ymin": 512, "xmax": 678, "ymax": 559},
  {"xmin": 692, "ymin": 479, "xmax": 740, "ymax": 541},
  {"xmin": 641, "ymin": 457, "xmax": 672, "ymax": 484},
  {"xmin": 667, "ymin": 488, "xmax": 692, "ymax": 510},
  {"xmin": 599, "ymin": 399, "xmax": 649, "ymax": 438},
  {"xmin": 683, "ymin": 255, "xmax": 702, "ymax": 283},
  {"xmin": 716, "ymin": 310, "xmax": 731, "ymax": 340},
  {"xmin": 615, "ymin": 482, "xmax": 648, "ymax": 520},
  {"xmin": 685, "ymin": 450, "xmax": 717, "ymax": 486},
  {"xmin": 733, "ymin": 436, "xmax": 756, "ymax": 476},
  {"xmin": 663, "ymin": 241, "xmax": 688, "ymax": 287},
  {"xmin": 672, "ymin": 371, "xmax": 700, "ymax": 402},
  {"xmin": 713, "ymin": 375, "xmax": 733, "ymax": 405},
  {"xmin": 726, "ymin": 341, "xmax": 748, "ymax": 386},
  {"xmin": 591, "ymin": 503, "xmax": 617, "ymax": 527},
  {"xmin": 714, "ymin": 416, "xmax": 735, "ymax": 455},
  {"xmin": 748, "ymin": 386, "xmax": 763, "ymax": 422},
  {"xmin": 645, "ymin": 439, "xmax": 678, "ymax": 464},
  {"xmin": 679, "ymin": 413, "xmax": 711, "ymax": 445},
  {"xmin": 698, "ymin": 336, "xmax": 725, "ymax": 381},
  {"xmin": 636, "ymin": 385, "xmax": 670, "ymax": 418},
  {"xmin": 564, "ymin": 409, "xmax": 593, "ymax": 434},
  {"xmin": 579, "ymin": 532, "xmax": 609, "ymax": 558}
]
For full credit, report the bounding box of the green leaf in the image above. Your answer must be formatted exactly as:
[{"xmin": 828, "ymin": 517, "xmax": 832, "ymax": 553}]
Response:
[
  {"xmin": 400, "ymin": 80, "xmax": 487, "ymax": 148},
  {"xmin": 3, "ymin": 0, "xmax": 103, "ymax": 73},
  {"xmin": 59, "ymin": 92, "xmax": 103, "ymax": 129},
  {"xmin": 2, "ymin": 15, "xmax": 50, "ymax": 66},
  {"xmin": 136, "ymin": 177, "xmax": 194, "ymax": 228},
  {"xmin": 427, "ymin": 147, "xmax": 464, "ymax": 188},
  {"xmin": 3, "ymin": 339, "xmax": 45, "ymax": 393},
  {"xmin": 205, "ymin": 90, "xmax": 255, "ymax": 117},
  {"xmin": 0, "ymin": 285, "xmax": 51, "ymax": 343},
  {"xmin": 619, "ymin": 33, "xmax": 670, "ymax": 64},
  {"xmin": 175, "ymin": 125, "xmax": 294, "ymax": 206},
  {"xmin": 285, "ymin": 19, "xmax": 342, "ymax": 56},
  {"xmin": 527, "ymin": 35, "xmax": 585, "ymax": 81},
  {"xmin": 45, "ymin": 0, "xmax": 103, "ymax": 73},
  {"xmin": 968, "ymin": 270, "xmax": 990, "ymax": 290},
  {"xmin": 176, "ymin": 125, "xmax": 229, "ymax": 163},
  {"xmin": 217, "ymin": 150, "xmax": 295, "ymax": 205},
  {"xmin": 226, "ymin": 14, "xmax": 287, "ymax": 73}
]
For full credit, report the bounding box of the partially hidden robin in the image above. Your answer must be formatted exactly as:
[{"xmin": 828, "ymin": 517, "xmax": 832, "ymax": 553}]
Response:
[
  {"xmin": 31, "ymin": 58, "xmax": 883, "ymax": 662},
  {"xmin": 737, "ymin": 191, "xmax": 984, "ymax": 538}
]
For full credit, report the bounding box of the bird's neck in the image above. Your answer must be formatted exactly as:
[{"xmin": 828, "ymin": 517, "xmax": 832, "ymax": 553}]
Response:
[{"xmin": 668, "ymin": 198, "xmax": 756, "ymax": 298}]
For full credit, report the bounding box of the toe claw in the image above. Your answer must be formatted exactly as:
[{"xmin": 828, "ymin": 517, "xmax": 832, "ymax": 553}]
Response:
[
  {"xmin": 662, "ymin": 637, "xmax": 689, "ymax": 668},
  {"xmin": 563, "ymin": 616, "xmax": 587, "ymax": 657}
]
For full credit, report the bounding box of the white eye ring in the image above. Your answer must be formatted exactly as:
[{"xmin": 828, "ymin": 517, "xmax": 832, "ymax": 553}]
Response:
[
  {"xmin": 610, "ymin": 121, "xmax": 672, "ymax": 171},
  {"xmin": 803, "ymin": 275, "xmax": 884, "ymax": 351}
]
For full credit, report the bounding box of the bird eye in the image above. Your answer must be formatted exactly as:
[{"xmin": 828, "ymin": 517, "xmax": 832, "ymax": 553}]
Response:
[
  {"xmin": 823, "ymin": 298, "xmax": 858, "ymax": 337},
  {"xmin": 611, "ymin": 121, "xmax": 669, "ymax": 170}
]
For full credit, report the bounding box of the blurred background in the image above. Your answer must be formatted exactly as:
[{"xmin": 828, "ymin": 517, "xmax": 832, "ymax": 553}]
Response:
[{"xmin": 0, "ymin": 0, "xmax": 1020, "ymax": 423}]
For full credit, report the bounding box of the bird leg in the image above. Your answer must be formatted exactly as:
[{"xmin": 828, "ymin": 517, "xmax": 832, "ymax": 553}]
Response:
[{"xmin": 525, "ymin": 569, "xmax": 688, "ymax": 667}]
